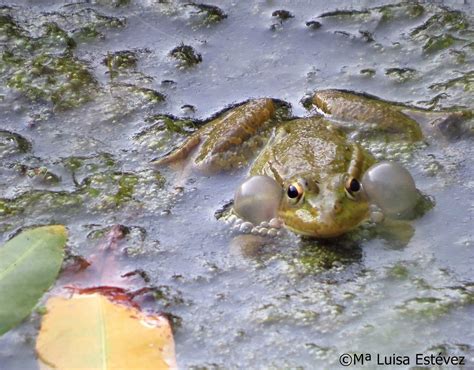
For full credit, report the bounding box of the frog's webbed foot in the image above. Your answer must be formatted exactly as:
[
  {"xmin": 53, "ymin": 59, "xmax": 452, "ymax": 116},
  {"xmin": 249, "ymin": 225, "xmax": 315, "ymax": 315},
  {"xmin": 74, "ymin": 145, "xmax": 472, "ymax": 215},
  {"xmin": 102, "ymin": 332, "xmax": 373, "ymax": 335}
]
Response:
[
  {"xmin": 402, "ymin": 109, "xmax": 473, "ymax": 141},
  {"xmin": 151, "ymin": 134, "xmax": 202, "ymax": 193},
  {"xmin": 367, "ymin": 191, "xmax": 434, "ymax": 247},
  {"xmin": 152, "ymin": 134, "xmax": 201, "ymax": 168},
  {"xmin": 372, "ymin": 218, "xmax": 415, "ymax": 247}
]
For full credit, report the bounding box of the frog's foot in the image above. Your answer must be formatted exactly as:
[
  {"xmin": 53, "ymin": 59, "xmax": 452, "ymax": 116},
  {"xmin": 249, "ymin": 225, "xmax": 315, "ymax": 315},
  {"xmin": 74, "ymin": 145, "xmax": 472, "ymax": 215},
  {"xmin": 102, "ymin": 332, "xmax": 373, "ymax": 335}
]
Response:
[
  {"xmin": 152, "ymin": 135, "xmax": 201, "ymax": 168},
  {"xmin": 402, "ymin": 109, "xmax": 473, "ymax": 141},
  {"xmin": 373, "ymin": 218, "xmax": 415, "ymax": 247},
  {"xmin": 367, "ymin": 194, "xmax": 433, "ymax": 247},
  {"xmin": 223, "ymin": 211, "xmax": 285, "ymax": 238}
]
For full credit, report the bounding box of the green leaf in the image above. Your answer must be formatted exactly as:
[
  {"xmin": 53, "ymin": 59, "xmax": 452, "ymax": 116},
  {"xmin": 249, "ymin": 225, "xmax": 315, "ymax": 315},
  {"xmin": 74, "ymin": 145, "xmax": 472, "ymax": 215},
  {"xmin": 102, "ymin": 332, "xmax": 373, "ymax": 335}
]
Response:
[{"xmin": 0, "ymin": 225, "xmax": 67, "ymax": 335}]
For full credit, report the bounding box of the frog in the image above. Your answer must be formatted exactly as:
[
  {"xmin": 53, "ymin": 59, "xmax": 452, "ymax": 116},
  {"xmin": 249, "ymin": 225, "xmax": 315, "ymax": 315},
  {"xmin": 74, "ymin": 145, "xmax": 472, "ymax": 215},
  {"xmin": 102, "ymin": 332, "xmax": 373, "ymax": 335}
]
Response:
[{"xmin": 153, "ymin": 89, "xmax": 429, "ymax": 238}]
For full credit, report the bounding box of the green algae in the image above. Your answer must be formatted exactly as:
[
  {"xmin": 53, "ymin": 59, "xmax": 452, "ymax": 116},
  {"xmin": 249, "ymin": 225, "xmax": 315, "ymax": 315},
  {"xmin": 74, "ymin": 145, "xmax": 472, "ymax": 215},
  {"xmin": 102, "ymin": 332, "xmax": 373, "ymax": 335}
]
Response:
[
  {"xmin": 15, "ymin": 165, "xmax": 61, "ymax": 186},
  {"xmin": 385, "ymin": 67, "xmax": 418, "ymax": 83},
  {"xmin": 0, "ymin": 190, "xmax": 83, "ymax": 218},
  {"xmin": 80, "ymin": 171, "xmax": 138, "ymax": 206},
  {"xmin": 0, "ymin": 13, "xmax": 28, "ymax": 41},
  {"xmin": 360, "ymin": 68, "xmax": 376, "ymax": 77},
  {"xmin": 377, "ymin": 3, "xmax": 424, "ymax": 22},
  {"xmin": 319, "ymin": 3, "xmax": 424, "ymax": 24},
  {"xmin": 70, "ymin": 9, "xmax": 126, "ymax": 40},
  {"xmin": 62, "ymin": 153, "xmax": 116, "ymax": 182},
  {"xmin": 0, "ymin": 9, "xmax": 99, "ymax": 110},
  {"xmin": 135, "ymin": 115, "xmax": 196, "ymax": 155},
  {"xmin": 114, "ymin": 172, "xmax": 139, "ymax": 205},
  {"xmin": 0, "ymin": 161, "xmax": 166, "ymax": 221},
  {"xmin": 429, "ymin": 71, "xmax": 474, "ymax": 93},
  {"xmin": 185, "ymin": 3, "xmax": 227, "ymax": 25},
  {"xmin": 396, "ymin": 283, "xmax": 474, "ymax": 320},
  {"xmin": 422, "ymin": 34, "xmax": 460, "ymax": 54},
  {"xmin": 386, "ymin": 263, "xmax": 410, "ymax": 280},
  {"xmin": 411, "ymin": 9, "xmax": 469, "ymax": 38},
  {"xmin": 319, "ymin": 9, "xmax": 370, "ymax": 20},
  {"xmin": 40, "ymin": 22, "xmax": 76, "ymax": 53},
  {"xmin": 291, "ymin": 241, "xmax": 362, "ymax": 273},
  {"xmin": 170, "ymin": 43, "xmax": 202, "ymax": 68},
  {"xmin": 117, "ymin": 84, "xmax": 165, "ymax": 103},
  {"xmin": 7, "ymin": 54, "xmax": 98, "ymax": 110},
  {"xmin": 0, "ymin": 6, "xmax": 131, "ymax": 111},
  {"xmin": 0, "ymin": 131, "xmax": 31, "ymax": 158},
  {"xmin": 104, "ymin": 50, "xmax": 138, "ymax": 79},
  {"xmin": 0, "ymin": 1, "xmax": 473, "ymax": 368},
  {"xmin": 145, "ymin": 115, "xmax": 196, "ymax": 135}
]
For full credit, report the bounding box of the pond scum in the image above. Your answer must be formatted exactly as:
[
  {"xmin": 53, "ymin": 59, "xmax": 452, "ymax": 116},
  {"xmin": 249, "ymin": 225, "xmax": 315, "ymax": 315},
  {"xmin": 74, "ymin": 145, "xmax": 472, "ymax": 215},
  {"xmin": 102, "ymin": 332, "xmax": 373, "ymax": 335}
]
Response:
[{"xmin": 0, "ymin": 1, "xmax": 473, "ymax": 368}]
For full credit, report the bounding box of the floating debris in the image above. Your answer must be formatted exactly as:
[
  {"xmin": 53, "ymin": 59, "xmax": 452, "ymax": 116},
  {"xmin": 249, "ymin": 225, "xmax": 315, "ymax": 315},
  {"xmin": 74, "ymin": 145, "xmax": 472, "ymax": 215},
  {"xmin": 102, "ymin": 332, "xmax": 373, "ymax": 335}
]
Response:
[{"xmin": 169, "ymin": 43, "xmax": 202, "ymax": 67}]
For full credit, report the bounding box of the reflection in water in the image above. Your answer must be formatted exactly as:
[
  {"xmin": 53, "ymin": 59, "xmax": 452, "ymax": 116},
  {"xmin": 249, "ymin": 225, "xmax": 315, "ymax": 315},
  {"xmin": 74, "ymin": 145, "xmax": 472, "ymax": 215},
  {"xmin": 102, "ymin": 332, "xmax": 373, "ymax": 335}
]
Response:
[{"xmin": 0, "ymin": 0, "xmax": 473, "ymax": 368}]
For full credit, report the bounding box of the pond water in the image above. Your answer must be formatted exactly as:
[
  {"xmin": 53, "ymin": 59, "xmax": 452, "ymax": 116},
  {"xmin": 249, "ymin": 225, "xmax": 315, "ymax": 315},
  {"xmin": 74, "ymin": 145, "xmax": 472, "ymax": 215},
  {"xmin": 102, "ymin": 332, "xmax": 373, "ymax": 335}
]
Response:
[{"xmin": 0, "ymin": 0, "xmax": 473, "ymax": 368}]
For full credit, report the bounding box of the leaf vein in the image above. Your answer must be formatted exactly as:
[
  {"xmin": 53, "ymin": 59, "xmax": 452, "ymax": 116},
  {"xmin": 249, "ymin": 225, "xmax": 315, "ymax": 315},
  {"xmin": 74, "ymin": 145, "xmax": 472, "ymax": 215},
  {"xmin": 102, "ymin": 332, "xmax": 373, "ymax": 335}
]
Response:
[{"xmin": 0, "ymin": 240, "xmax": 45, "ymax": 283}]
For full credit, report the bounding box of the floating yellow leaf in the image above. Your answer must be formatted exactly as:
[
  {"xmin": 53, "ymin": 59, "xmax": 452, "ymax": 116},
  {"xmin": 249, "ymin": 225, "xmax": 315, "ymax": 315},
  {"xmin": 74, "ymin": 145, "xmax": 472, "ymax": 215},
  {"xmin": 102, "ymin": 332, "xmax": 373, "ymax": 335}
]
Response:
[{"xmin": 36, "ymin": 293, "xmax": 177, "ymax": 370}]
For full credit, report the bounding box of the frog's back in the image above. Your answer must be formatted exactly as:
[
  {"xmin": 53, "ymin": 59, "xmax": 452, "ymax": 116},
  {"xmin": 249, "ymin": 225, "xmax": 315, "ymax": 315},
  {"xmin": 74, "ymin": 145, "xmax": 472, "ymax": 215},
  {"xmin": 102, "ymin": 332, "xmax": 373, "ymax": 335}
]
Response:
[{"xmin": 250, "ymin": 117, "xmax": 359, "ymax": 181}]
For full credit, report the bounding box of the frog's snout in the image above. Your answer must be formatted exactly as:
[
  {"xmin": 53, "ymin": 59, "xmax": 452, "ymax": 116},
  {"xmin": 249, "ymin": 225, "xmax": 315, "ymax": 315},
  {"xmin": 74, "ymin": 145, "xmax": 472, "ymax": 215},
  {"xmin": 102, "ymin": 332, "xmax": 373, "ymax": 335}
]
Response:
[{"xmin": 332, "ymin": 200, "xmax": 343, "ymax": 214}]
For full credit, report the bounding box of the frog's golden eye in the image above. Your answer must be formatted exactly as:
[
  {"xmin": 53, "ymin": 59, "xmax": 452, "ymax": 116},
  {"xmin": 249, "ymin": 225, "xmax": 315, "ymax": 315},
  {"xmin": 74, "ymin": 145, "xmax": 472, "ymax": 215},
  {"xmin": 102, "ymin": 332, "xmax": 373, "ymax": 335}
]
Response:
[
  {"xmin": 287, "ymin": 182, "xmax": 304, "ymax": 203},
  {"xmin": 345, "ymin": 177, "xmax": 361, "ymax": 200}
]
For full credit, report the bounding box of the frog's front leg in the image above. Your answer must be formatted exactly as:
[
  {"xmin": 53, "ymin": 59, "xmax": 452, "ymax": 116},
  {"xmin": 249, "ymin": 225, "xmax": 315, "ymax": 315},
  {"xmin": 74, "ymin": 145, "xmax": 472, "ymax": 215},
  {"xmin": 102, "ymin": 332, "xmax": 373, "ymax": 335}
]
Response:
[{"xmin": 153, "ymin": 98, "xmax": 278, "ymax": 174}]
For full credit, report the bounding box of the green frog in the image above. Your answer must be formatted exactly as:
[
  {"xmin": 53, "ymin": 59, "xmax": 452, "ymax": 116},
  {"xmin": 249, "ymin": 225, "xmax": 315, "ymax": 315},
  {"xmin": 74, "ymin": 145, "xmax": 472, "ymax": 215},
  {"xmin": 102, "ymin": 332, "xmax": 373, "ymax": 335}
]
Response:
[{"xmin": 154, "ymin": 90, "xmax": 426, "ymax": 238}]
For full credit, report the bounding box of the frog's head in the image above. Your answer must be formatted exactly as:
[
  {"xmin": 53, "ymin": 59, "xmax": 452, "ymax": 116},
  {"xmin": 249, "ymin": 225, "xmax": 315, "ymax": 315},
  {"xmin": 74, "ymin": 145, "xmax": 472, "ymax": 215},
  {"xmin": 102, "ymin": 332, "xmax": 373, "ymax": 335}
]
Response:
[{"xmin": 278, "ymin": 174, "xmax": 369, "ymax": 238}]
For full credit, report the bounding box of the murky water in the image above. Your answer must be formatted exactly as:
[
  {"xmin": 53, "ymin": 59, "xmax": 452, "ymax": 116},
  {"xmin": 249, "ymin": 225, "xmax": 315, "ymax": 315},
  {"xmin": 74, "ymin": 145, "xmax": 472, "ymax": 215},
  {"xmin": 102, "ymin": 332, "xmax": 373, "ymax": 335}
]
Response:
[{"xmin": 0, "ymin": 0, "xmax": 473, "ymax": 368}]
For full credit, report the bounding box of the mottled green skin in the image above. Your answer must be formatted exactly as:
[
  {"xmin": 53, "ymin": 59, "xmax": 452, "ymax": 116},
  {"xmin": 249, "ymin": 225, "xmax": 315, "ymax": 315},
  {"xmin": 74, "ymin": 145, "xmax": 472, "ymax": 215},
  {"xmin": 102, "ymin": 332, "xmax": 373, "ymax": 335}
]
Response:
[
  {"xmin": 250, "ymin": 118, "xmax": 375, "ymax": 237},
  {"xmin": 311, "ymin": 90, "xmax": 423, "ymax": 142},
  {"xmin": 157, "ymin": 90, "xmax": 422, "ymax": 237},
  {"xmin": 154, "ymin": 99, "xmax": 276, "ymax": 173}
]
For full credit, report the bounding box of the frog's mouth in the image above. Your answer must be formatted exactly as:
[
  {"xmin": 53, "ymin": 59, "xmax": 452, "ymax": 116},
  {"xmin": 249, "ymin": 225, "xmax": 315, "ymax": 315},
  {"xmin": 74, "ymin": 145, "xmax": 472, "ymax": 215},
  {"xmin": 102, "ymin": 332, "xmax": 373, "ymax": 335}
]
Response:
[
  {"xmin": 281, "ymin": 219, "xmax": 351, "ymax": 238},
  {"xmin": 279, "ymin": 204, "xmax": 368, "ymax": 238}
]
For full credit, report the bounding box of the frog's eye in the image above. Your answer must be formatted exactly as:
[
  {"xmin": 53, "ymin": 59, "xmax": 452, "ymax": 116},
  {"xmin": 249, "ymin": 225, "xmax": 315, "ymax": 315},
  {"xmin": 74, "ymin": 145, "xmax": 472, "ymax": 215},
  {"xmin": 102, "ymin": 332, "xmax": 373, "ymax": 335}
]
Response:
[
  {"xmin": 287, "ymin": 182, "xmax": 304, "ymax": 204},
  {"xmin": 345, "ymin": 177, "xmax": 361, "ymax": 200}
]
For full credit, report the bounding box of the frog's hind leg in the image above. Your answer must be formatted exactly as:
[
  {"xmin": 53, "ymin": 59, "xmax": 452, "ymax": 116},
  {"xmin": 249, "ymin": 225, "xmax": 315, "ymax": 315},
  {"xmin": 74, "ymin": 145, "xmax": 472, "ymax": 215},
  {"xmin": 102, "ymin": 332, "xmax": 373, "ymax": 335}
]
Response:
[
  {"xmin": 152, "ymin": 134, "xmax": 201, "ymax": 193},
  {"xmin": 401, "ymin": 109, "xmax": 473, "ymax": 141},
  {"xmin": 307, "ymin": 89, "xmax": 473, "ymax": 141},
  {"xmin": 152, "ymin": 134, "xmax": 201, "ymax": 169}
]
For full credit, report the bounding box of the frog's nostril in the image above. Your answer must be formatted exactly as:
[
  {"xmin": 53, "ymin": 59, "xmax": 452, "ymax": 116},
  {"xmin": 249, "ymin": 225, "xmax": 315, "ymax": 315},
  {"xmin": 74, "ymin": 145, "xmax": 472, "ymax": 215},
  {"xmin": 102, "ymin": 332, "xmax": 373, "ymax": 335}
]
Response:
[{"xmin": 333, "ymin": 201, "xmax": 343, "ymax": 214}]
